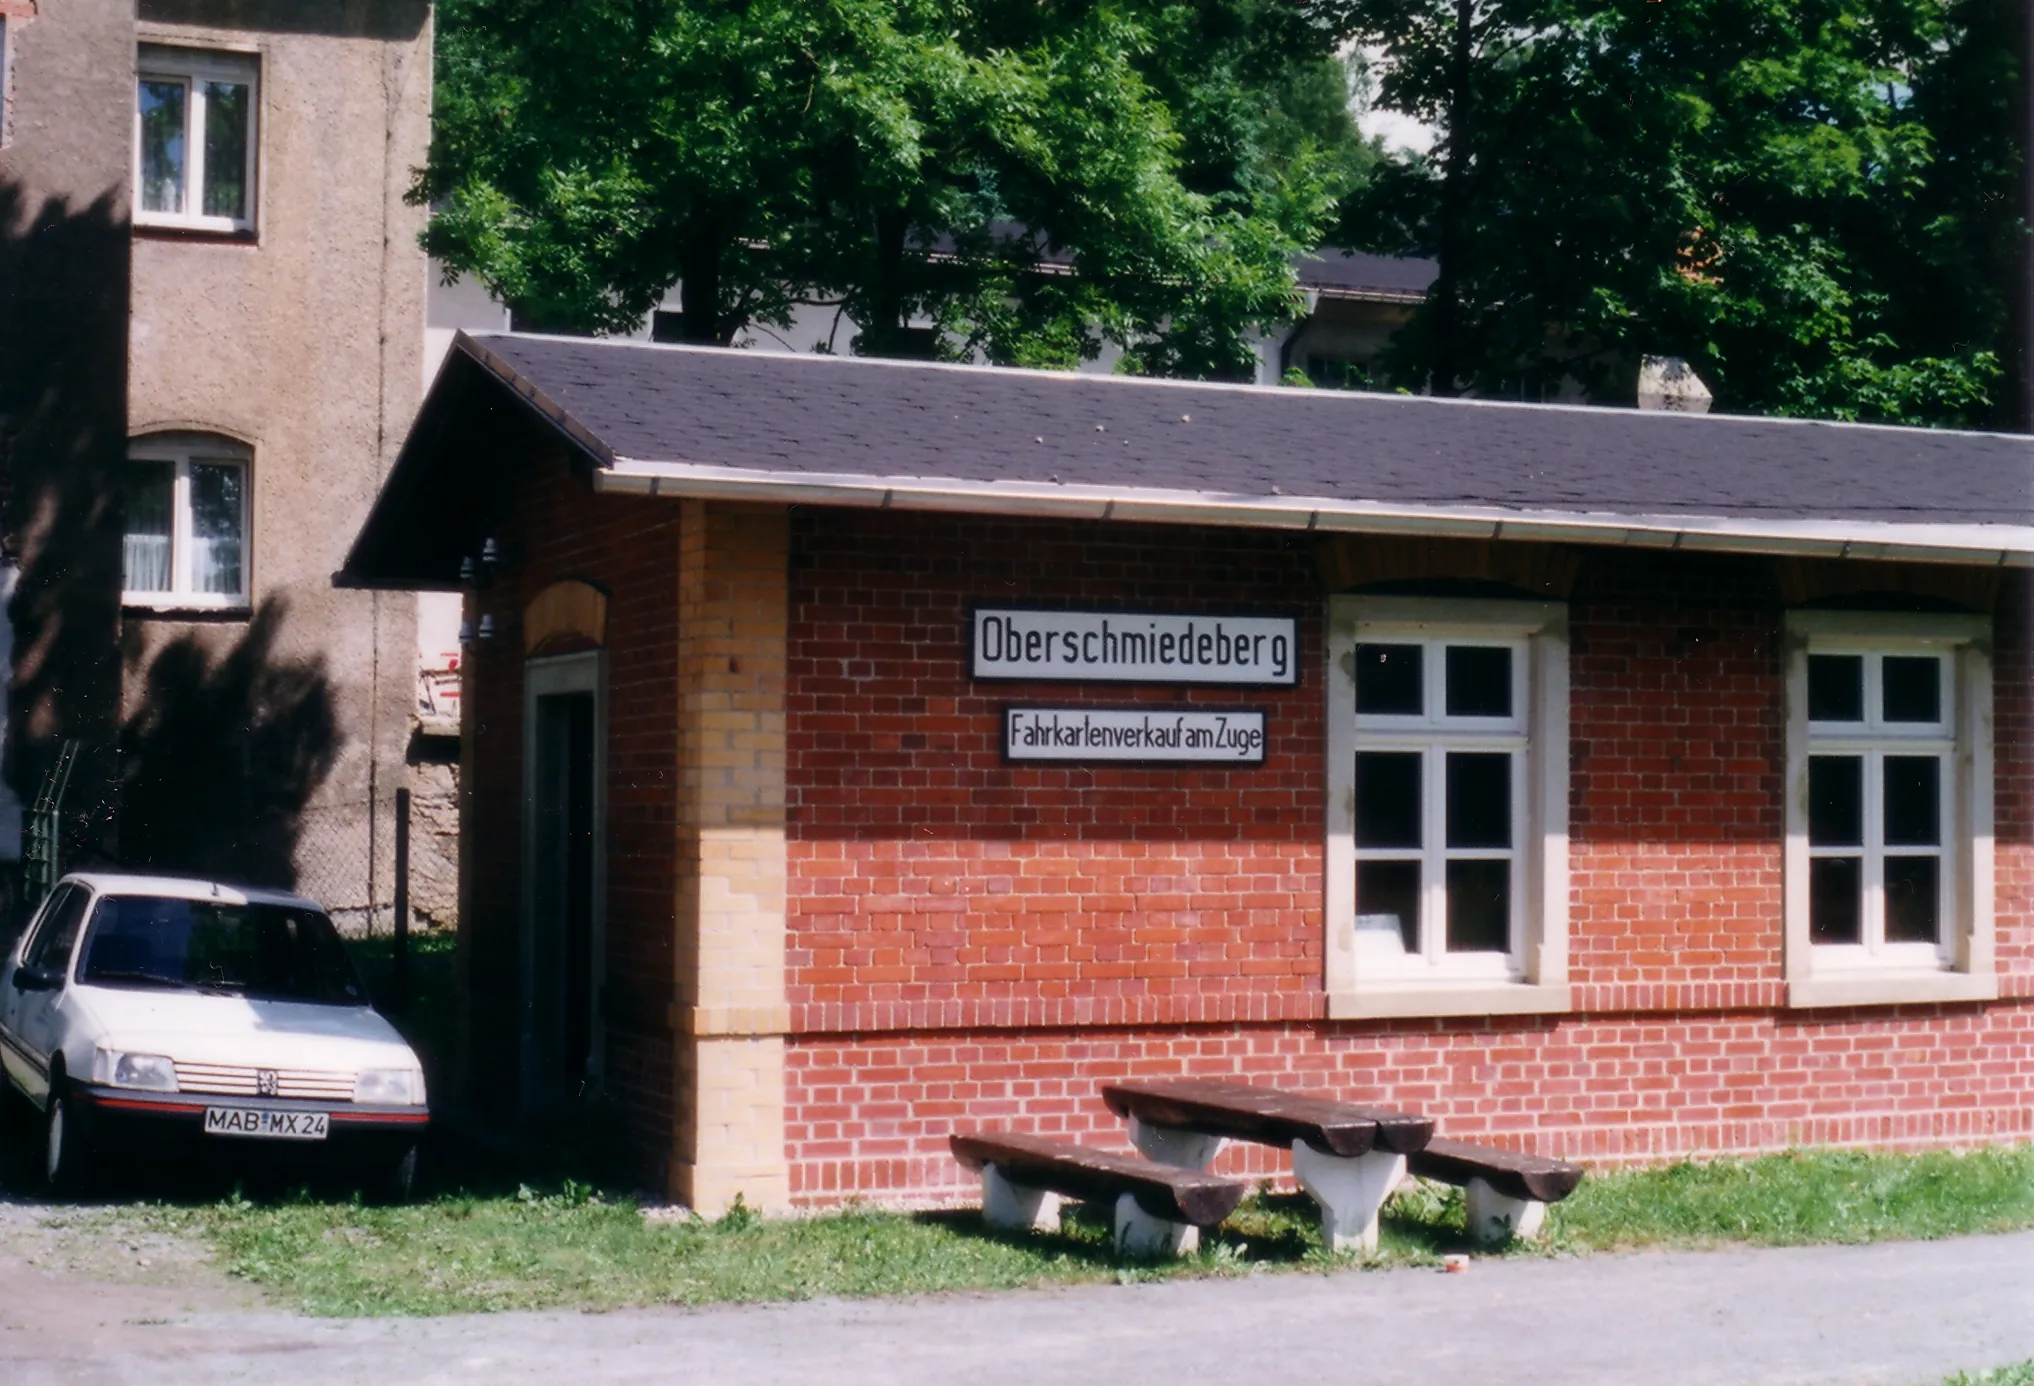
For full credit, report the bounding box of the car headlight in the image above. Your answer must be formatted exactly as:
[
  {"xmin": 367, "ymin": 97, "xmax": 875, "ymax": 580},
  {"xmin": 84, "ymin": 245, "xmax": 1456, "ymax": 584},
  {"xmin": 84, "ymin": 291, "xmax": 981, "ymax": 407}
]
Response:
[
  {"xmin": 354, "ymin": 1068, "xmax": 425, "ymax": 1106},
  {"xmin": 90, "ymin": 1048, "xmax": 179, "ymax": 1093}
]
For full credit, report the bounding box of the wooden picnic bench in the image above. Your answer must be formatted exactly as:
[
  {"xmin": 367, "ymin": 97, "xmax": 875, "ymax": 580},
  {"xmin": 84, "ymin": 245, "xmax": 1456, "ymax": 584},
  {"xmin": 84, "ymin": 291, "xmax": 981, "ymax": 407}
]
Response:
[
  {"xmin": 950, "ymin": 1130, "xmax": 1248, "ymax": 1257},
  {"xmin": 1100, "ymin": 1078, "xmax": 1435, "ymax": 1253},
  {"xmin": 1406, "ymin": 1137, "xmax": 1584, "ymax": 1243}
]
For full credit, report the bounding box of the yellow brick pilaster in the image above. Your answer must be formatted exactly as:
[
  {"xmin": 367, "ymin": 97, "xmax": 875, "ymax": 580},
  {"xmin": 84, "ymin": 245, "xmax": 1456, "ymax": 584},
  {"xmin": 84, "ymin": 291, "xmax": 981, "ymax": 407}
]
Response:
[{"xmin": 670, "ymin": 500, "xmax": 791, "ymax": 1214}]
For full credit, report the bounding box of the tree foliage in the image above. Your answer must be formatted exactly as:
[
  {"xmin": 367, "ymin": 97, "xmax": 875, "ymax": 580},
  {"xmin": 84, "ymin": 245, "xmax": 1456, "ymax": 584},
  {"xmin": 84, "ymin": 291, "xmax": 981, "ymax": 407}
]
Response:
[
  {"xmin": 1332, "ymin": 0, "xmax": 2026, "ymax": 426},
  {"xmin": 417, "ymin": 0, "xmax": 1372, "ymax": 377}
]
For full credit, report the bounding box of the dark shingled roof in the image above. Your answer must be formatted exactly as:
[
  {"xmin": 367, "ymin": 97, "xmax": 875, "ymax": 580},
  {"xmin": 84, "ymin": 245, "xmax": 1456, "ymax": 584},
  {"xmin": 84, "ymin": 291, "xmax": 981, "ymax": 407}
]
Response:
[
  {"xmin": 473, "ymin": 333, "xmax": 2028, "ymax": 526},
  {"xmin": 340, "ymin": 332, "xmax": 2032, "ymax": 588},
  {"xmin": 1293, "ymin": 250, "xmax": 1436, "ymax": 300},
  {"xmin": 912, "ymin": 228, "xmax": 1433, "ymax": 301}
]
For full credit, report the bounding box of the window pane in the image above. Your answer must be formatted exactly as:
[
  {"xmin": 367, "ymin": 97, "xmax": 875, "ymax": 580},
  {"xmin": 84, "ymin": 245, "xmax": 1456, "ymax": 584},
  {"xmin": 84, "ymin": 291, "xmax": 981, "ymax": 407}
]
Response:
[
  {"xmin": 1356, "ymin": 860, "xmax": 1420, "ymax": 954},
  {"xmin": 1883, "ymin": 756, "xmax": 1940, "ymax": 846},
  {"xmin": 1355, "ymin": 752, "xmax": 1421, "ymax": 848},
  {"xmin": 1809, "ymin": 856, "xmax": 1862, "ymax": 944},
  {"xmin": 1445, "ymin": 752, "xmax": 1511, "ymax": 848},
  {"xmin": 1807, "ymin": 654, "xmax": 1864, "ymax": 722},
  {"xmin": 1884, "ymin": 856, "xmax": 1940, "ymax": 944},
  {"xmin": 190, "ymin": 460, "xmax": 245, "ymax": 595},
  {"xmin": 1355, "ymin": 644, "xmax": 1422, "ymax": 716},
  {"xmin": 1882, "ymin": 656, "xmax": 1941, "ymax": 724},
  {"xmin": 1807, "ymin": 756, "xmax": 1863, "ymax": 847},
  {"xmin": 26, "ymin": 887, "xmax": 87, "ymax": 970},
  {"xmin": 1445, "ymin": 645, "xmax": 1512, "ymax": 718},
  {"xmin": 1445, "ymin": 859, "xmax": 1509, "ymax": 953},
  {"xmin": 202, "ymin": 81, "xmax": 251, "ymax": 220},
  {"xmin": 139, "ymin": 78, "xmax": 188, "ymax": 214},
  {"xmin": 123, "ymin": 460, "xmax": 174, "ymax": 593},
  {"xmin": 80, "ymin": 896, "xmax": 365, "ymax": 1005}
]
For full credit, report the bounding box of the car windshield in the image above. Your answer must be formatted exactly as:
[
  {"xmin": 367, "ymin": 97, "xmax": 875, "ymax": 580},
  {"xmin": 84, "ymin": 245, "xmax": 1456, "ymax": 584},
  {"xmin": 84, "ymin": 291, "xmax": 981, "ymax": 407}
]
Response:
[{"xmin": 78, "ymin": 895, "xmax": 367, "ymax": 1006}]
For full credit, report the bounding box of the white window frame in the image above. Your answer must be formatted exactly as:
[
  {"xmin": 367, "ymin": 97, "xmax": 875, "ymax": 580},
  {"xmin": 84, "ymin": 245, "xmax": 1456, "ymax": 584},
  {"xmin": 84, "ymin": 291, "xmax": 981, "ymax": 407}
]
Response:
[
  {"xmin": 134, "ymin": 44, "xmax": 259, "ymax": 234},
  {"xmin": 1, "ymin": 16, "xmax": 13, "ymax": 150},
  {"xmin": 1326, "ymin": 596, "xmax": 1571, "ymax": 1018},
  {"xmin": 1784, "ymin": 610, "xmax": 1995, "ymax": 1008},
  {"xmin": 123, "ymin": 434, "xmax": 252, "ymax": 612}
]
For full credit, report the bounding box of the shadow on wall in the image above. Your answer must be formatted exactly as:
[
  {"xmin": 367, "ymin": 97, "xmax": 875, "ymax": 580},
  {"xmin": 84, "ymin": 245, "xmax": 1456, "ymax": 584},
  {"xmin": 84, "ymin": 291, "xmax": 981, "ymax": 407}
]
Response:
[
  {"xmin": 117, "ymin": 600, "xmax": 339, "ymax": 889},
  {"xmin": 137, "ymin": 0, "xmax": 429, "ymax": 40},
  {"xmin": 0, "ymin": 185, "xmax": 129, "ymax": 929}
]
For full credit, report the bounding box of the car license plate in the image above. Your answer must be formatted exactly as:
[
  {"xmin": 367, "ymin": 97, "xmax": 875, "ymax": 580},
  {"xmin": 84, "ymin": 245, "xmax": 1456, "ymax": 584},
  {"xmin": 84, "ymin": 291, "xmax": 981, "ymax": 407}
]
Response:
[{"xmin": 203, "ymin": 1107, "xmax": 329, "ymax": 1141}]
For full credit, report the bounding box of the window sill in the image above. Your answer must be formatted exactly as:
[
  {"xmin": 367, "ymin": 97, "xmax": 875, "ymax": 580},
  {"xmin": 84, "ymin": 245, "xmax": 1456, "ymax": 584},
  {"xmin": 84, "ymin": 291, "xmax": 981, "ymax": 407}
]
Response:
[
  {"xmin": 123, "ymin": 599, "xmax": 251, "ymax": 621},
  {"xmin": 134, "ymin": 221, "xmax": 258, "ymax": 245},
  {"xmin": 1328, "ymin": 982, "xmax": 1571, "ymax": 1020},
  {"xmin": 1787, "ymin": 972, "xmax": 1997, "ymax": 1009}
]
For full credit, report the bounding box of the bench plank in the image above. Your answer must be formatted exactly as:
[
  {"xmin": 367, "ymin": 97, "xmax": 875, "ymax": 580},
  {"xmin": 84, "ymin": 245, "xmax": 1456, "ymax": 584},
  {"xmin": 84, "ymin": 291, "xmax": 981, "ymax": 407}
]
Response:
[
  {"xmin": 1406, "ymin": 1137, "xmax": 1583, "ymax": 1204},
  {"xmin": 950, "ymin": 1132, "xmax": 1246, "ymax": 1226},
  {"xmin": 1102, "ymin": 1078, "xmax": 1434, "ymax": 1158}
]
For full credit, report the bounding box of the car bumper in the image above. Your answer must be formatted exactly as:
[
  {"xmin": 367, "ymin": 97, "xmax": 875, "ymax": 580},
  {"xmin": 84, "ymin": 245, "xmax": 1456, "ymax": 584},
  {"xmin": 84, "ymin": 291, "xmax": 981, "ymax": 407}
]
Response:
[{"xmin": 72, "ymin": 1084, "xmax": 428, "ymax": 1162}]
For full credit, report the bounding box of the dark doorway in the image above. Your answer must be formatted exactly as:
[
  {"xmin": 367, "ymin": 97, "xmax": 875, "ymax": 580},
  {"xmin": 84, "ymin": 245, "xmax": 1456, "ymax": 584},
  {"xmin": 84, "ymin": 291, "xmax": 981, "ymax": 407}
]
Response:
[{"xmin": 524, "ymin": 658, "xmax": 602, "ymax": 1116}]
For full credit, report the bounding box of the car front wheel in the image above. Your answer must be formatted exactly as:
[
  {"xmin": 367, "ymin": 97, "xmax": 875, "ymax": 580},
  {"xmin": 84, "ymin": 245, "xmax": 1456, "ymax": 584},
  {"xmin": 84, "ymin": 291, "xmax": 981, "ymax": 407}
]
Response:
[{"xmin": 43, "ymin": 1088, "xmax": 91, "ymax": 1195}]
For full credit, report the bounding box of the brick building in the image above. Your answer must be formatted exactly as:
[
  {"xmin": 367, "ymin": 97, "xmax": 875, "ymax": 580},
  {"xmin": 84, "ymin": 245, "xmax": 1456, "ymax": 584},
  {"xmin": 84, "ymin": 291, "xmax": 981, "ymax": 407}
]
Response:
[{"xmin": 344, "ymin": 332, "xmax": 2033, "ymax": 1214}]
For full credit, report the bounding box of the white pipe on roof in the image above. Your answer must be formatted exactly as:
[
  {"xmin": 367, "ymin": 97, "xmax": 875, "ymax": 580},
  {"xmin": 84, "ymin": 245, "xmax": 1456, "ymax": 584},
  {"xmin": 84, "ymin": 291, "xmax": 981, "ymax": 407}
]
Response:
[{"xmin": 592, "ymin": 459, "xmax": 2032, "ymax": 567}]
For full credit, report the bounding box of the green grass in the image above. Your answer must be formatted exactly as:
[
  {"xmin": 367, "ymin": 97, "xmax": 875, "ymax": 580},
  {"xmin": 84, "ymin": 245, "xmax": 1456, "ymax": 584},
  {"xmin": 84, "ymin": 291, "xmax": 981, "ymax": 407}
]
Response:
[
  {"xmin": 1947, "ymin": 1366, "xmax": 2034, "ymax": 1386},
  {"xmin": 1550, "ymin": 1146, "xmax": 2034, "ymax": 1249},
  {"xmin": 114, "ymin": 1143, "xmax": 2034, "ymax": 1317}
]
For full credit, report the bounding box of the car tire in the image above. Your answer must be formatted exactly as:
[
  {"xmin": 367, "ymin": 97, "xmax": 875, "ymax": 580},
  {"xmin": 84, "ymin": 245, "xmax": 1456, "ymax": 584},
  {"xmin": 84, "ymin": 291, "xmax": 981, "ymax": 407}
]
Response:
[
  {"xmin": 42, "ymin": 1085, "xmax": 91, "ymax": 1196},
  {"xmin": 386, "ymin": 1142, "xmax": 420, "ymax": 1202},
  {"xmin": 0, "ymin": 1076, "xmax": 20, "ymax": 1149}
]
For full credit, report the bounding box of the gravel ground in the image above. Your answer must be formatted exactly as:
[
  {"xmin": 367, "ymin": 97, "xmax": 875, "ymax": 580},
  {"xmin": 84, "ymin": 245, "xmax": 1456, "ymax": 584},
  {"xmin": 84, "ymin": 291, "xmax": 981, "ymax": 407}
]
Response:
[{"xmin": 2, "ymin": 1204, "xmax": 2030, "ymax": 1386}]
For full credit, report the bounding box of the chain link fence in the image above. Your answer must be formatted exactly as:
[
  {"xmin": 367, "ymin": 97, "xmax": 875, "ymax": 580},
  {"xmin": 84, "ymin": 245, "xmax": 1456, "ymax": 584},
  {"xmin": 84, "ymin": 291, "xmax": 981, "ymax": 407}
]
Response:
[{"xmin": 293, "ymin": 776, "xmax": 459, "ymax": 937}]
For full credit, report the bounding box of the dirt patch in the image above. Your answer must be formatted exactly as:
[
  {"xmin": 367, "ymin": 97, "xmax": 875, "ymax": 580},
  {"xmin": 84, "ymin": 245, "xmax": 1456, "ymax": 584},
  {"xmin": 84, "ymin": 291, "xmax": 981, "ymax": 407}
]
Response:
[{"xmin": 0, "ymin": 1196, "xmax": 263, "ymax": 1337}]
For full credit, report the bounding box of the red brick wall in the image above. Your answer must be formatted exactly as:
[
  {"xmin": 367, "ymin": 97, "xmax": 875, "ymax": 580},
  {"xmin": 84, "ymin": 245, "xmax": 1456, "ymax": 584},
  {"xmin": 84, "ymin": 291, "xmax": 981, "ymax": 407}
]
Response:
[
  {"xmin": 1566, "ymin": 553, "xmax": 1787, "ymax": 1008},
  {"xmin": 787, "ymin": 1008, "xmax": 2034, "ymax": 1201},
  {"xmin": 782, "ymin": 510, "xmax": 2034, "ymax": 1204},
  {"xmin": 457, "ymin": 447, "xmax": 681, "ymax": 1157},
  {"xmin": 1995, "ymin": 573, "xmax": 2033, "ymax": 982},
  {"xmin": 787, "ymin": 513, "xmax": 1325, "ymax": 1031}
]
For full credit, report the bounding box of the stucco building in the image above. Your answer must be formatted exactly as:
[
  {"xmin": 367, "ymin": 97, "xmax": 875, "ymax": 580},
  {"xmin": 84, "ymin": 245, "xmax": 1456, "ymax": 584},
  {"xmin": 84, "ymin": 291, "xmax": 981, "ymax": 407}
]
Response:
[
  {"xmin": 347, "ymin": 333, "xmax": 2032, "ymax": 1213},
  {"xmin": 0, "ymin": 0, "xmax": 444, "ymax": 928},
  {"xmin": 426, "ymin": 247, "xmax": 1436, "ymax": 393}
]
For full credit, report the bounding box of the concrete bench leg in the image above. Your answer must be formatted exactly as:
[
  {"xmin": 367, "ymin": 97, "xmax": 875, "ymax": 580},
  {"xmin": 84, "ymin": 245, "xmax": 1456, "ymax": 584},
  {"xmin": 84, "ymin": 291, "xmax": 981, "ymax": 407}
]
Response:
[
  {"xmin": 980, "ymin": 1164, "xmax": 1063, "ymax": 1233},
  {"xmin": 1128, "ymin": 1116, "xmax": 1226, "ymax": 1173},
  {"xmin": 1114, "ymin": 1192, "xmax": 1198, "ymax": 1257},
  {"xmin": 1291, "ymin": 1139, "xmax": 1406, "ymax": 1255},
  {"xmin": 1465, "ymin": 1177, "xmax": 1546, "ymax": 1244}
]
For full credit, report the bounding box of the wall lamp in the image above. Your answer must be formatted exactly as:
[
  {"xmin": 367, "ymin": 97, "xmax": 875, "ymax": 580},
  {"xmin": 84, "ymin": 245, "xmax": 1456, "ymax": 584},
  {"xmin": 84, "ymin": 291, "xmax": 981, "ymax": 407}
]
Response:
[{"xmin": 458, "ymin": 536, "xmax": 501, "ymax": 589}]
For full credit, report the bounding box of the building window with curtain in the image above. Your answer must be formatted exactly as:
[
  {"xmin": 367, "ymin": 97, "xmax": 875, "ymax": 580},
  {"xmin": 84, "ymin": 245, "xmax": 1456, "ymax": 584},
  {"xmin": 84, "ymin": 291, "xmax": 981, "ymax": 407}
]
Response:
[
  {"xmin": 1, "ymin": 17, "xmax": 12, "ymax": 149},
  {"xmin": 135, "ymin": 44, "xmax": 258, "ymax": 234},
  {"xmin": 124, "ymin": 435, "xmax": 250, "ymax": 610}
]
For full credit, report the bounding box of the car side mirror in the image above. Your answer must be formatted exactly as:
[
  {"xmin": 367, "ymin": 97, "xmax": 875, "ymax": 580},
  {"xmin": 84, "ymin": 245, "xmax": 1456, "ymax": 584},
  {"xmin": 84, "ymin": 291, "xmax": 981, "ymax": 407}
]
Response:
[{"xmin": 11, "ymin": 965, "xmax": 59, "ymax": 992}]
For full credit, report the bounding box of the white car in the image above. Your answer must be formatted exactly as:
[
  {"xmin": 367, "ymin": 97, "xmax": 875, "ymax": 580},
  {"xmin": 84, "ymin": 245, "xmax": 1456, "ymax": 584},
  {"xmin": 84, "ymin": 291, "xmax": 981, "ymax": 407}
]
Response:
[{"xmin": 0, "ymin": 873, "xmax": 429, "ymax": 1195}]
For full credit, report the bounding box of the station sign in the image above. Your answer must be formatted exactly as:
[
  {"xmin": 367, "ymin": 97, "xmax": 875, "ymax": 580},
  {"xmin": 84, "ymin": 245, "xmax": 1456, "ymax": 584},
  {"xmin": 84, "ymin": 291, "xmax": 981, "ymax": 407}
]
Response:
[
  {"xmin": 1004, "ymin": 707, "xmax": 1268, "ymax": 764},
  {"xmin": 972, "ymin": 608, "xmax": 1296, "ymax": 686}
]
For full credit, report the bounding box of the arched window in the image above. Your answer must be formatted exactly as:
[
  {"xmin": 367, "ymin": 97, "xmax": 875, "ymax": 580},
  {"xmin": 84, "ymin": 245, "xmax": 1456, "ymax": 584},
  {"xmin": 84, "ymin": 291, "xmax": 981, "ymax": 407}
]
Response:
[{"xmin": 124, "ymin": 433, "xmax": 250, "ymax": 610}]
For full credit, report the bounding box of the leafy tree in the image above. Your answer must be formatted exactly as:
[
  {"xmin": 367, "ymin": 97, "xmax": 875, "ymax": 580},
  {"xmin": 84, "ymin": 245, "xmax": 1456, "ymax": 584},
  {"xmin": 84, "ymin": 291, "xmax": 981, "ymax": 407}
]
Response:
[
  {"xmin": 419, "ymin": 0, "xmax": 944, "ymax": 345},
  {"xmin": 1333, "ymin": 0, "xmax": 2025, "ymax": 425},
  {"xmin": 418, "ymin": 0, "xmax": 1372, "ymax": 377}
]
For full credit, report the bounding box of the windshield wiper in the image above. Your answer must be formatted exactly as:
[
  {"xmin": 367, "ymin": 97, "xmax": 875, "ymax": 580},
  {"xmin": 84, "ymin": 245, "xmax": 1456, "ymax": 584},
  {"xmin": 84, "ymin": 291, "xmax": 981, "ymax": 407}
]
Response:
[{"xmin": 81, "ymin": 969, "xmax": 186, "ymax": 989}]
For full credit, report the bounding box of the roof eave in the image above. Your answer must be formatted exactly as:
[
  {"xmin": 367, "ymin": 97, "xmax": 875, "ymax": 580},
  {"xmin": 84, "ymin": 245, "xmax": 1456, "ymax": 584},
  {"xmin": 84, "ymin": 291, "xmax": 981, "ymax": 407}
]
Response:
[
  {"xmin": 453, "ymin": 331, "xmax": 617, "ymax": 469},
  {"xmin": 1306, "ymin": 288, "xmax": 1429, "ymax": 305},
  {"xmin": 594, "ymin": 459, "xmax": 2034, "ymax": 568}
]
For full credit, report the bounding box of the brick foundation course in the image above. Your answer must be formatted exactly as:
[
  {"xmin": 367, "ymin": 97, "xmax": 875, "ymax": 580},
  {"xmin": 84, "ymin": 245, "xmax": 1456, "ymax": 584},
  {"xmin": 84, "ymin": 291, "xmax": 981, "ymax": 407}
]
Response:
[{"xmin": 785, "ymin": 1006, "xmax": 2034, "ymax": 1204}]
